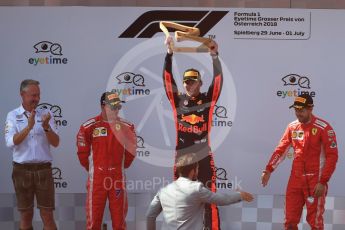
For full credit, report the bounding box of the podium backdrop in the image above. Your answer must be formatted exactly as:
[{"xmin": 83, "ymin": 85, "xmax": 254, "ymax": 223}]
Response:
[{"xmin": 1, "ymin": 7, "xmax": 344, "ymax": 198}]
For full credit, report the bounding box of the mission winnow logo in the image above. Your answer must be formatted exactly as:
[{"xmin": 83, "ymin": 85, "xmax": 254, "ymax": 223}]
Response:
[{"xmin": 119, "ymin": 10, "xmax": 228, "ymax": 38}]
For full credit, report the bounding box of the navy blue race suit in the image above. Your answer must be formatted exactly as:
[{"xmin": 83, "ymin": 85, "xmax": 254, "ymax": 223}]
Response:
[{"xmin": 163, "ymin": 52, "xmax": 223, "ymax": 230}]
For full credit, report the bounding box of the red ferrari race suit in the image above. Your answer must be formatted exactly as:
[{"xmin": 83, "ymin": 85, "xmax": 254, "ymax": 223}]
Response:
[
  {"xmin": 265, "ymin": 115, "xmax": 338, "ymax": 230},
  {"xmin": 77, "ymin": 115, "xmax": 136, "ymax": 230},
  {"xmin": 163, "ymin": 53, "xmax": 223, "ymax": 230}
]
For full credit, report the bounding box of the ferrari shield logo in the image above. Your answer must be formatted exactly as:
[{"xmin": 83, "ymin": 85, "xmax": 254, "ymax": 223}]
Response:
[{"xmin": 312, "ymin": 128, "xmax": 318, "ymax": 135}]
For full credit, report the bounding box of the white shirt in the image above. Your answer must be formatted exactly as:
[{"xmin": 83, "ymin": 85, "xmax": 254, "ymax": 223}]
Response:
[
  {"xmin": 146, "ymin": 177, "xmax": 242, "ymax": 230},
  {"xmin": 5, "ymin": 105, "xmax": 58, "ymax": 163}
]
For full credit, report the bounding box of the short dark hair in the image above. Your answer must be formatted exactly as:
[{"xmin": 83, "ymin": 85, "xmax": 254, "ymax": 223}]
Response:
[
  {"xmin": 20, "ymin": 79, "xmax": 40, "ymax": 92},
  {"xmin": 100, "ymin": 92, "xmax": 106, "ymax": 105},
  {"xmin": 176, "ymin": 153, "xmax": 198, "ymax": 177}
]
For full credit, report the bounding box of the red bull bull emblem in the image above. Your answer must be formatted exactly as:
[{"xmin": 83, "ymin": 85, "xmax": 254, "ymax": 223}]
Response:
[{"xmin": 181, "ymin": 114, "xmax": 205, "ymax": 125}]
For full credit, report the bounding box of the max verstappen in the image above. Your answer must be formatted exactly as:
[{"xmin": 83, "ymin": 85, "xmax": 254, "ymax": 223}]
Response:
[{"xmin": 162, "ymin": 36, "xmax": 223, "ymax": 230}]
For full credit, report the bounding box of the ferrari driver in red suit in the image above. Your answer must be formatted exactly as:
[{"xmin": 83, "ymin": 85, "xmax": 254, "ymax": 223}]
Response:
[
  {"xmin": 77, "ymin": 92, "xmax": 137, "ymax": 230},
  {"xmin": 261, "ymin": 94, "xmax": 338, "ymax": 230}
]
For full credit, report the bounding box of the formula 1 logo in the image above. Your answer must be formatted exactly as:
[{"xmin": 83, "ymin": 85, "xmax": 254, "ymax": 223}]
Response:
[{"xmin": 119, "ymin": 10, "xmax": 228, "ymax": 38}]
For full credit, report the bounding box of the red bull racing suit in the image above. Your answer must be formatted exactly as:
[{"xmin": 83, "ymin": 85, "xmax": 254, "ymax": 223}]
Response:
[
  {"xmin": 77, "ymin": 115, "xmax": 136, "ymax": 230},
  {"xmin": 163, "ymin": 53, "xmax": 223, "ymax": 230},
  {"xmin": 265, "ymin": 115, "xmax": 338, "ymax": 230}
]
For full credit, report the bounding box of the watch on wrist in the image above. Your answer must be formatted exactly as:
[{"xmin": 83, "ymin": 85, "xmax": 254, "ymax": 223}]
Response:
[
  {"xmin": 44, "ymin": 126, "xmax": 51, "ymax": 132},
  {"xmin": 211, "ymin": 51, "xmax": 219, "ymax": 58}
]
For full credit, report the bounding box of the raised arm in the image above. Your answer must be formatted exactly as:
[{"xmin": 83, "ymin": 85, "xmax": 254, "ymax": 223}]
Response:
[
  {"xmin": 206, "ymin": 40, "xmax": 223, "ymax": 103},
  {"xmin": 198, "ymin": 183, "xmax": 253, "ymax": 205},
  {"xmin": 42, "ymin": 111, "xmax": 59, "ymax": 147},
  {"xmin": 163, "ymin": 36, "xmax": 179, "ymax": 106}
]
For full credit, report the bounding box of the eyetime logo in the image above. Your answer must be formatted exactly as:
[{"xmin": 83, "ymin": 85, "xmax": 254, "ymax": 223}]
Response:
[
  {"xmin": 113, "ymin": 72, "xmax": 150, "ymax": 96},
  {"xmin": 136, "ymin": 136, "xmax": 150, "ymax": 157},
  {"xmin": 276, "ymin": 74, "xmax": 316, "ymax": 99},
  {"xmin": 28, "ymin": 41, "xmax": 68, "ymax": 66},
  {"xmin": 212, "ymin": 105, "xmax": 233, "ymax": 127},
  {"xmin": 215, "ymin": 167, "xmax": 232, "ymax": 189},
  {"xmin": 119, "ymin": 10, "xmax": 228, "ymax": 38},
  {"xmin": 37, "ymin": 103, "xmax": 68, "ymax": 127},
  {"xmin": 52, "ymin": 167, "xmax": 68, "ymax": 189},
  {"xmin": 215, "ymin": 167, "xmax": 243, "ymax": 190}
]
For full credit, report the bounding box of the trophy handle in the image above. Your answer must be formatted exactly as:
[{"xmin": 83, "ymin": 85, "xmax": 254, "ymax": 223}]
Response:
[{"xmin": 160, "ymin": 21, "xmax": 212, "ymax": 53}]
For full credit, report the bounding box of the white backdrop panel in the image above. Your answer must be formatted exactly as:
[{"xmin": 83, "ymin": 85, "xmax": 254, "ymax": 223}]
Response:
[{"xmin": 0, "ymin": 7, "xmax": 344, "ymax": 196}]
